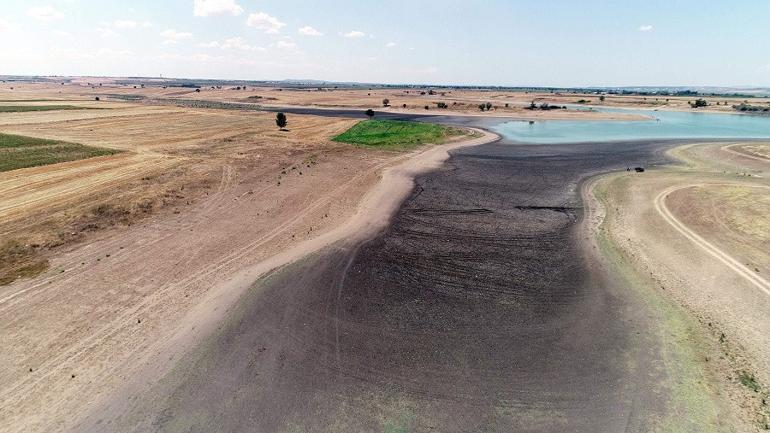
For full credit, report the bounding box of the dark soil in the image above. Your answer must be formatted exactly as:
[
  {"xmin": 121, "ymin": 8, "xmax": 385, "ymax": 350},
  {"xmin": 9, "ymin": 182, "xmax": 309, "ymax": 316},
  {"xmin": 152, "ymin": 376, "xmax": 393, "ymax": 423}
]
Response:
[{"xmin": 77, "ymin": 117, "xmax": 698, "ymax": 432}]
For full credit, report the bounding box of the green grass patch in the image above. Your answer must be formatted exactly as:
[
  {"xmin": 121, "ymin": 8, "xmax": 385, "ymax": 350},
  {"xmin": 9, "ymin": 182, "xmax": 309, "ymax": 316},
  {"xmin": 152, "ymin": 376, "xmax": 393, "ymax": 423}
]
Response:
[
  {"xmin": 0, "ymin": 105, "xmax": 101, "ymax": 113},
  {"xmin": 0, "ymin": 133, "xmax": 120, "ymax": 172},
  {"xmin": 0, "ymin": 99, "xmax": 64, "ymax": 102},
  {"xmin": 739, "ymin": 371, "xmax": 762, "ymax": 393},
  {"xmin": 332, "ymin": 119, "xmax": 466, "ymax": 151}
]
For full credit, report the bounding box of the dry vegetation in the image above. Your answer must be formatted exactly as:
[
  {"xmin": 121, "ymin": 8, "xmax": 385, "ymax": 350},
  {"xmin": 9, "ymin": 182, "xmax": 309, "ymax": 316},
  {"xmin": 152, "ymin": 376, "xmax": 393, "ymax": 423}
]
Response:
[{"xmin": 595, "ymin": 142, "xmax": 770, "ymax": 430}]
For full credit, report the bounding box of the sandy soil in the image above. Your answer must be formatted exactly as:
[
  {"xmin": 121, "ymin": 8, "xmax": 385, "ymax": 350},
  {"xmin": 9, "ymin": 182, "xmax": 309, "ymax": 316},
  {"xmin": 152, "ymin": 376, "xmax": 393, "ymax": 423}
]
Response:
[
  {"xmin": 593, "ymin": 142, "xmax": 770, "ymax": 430},
  {"xmin": 0, "ymin": 90, "xmax": 494, "ymax": 432}
]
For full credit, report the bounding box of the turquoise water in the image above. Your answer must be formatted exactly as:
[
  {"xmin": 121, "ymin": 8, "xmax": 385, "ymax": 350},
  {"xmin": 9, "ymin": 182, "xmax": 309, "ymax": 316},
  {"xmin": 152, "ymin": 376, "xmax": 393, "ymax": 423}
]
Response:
[{"xmin": 490, "ymin": 108, "xmax": 770, "ymax": 144}]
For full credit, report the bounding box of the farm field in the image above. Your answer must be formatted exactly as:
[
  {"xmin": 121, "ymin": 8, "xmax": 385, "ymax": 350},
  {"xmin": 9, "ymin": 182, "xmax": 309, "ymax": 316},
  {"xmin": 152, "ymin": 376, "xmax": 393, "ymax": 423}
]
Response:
[{"xmin": 0, "ymin": 132, "xmax": 118, "ymax": 172}]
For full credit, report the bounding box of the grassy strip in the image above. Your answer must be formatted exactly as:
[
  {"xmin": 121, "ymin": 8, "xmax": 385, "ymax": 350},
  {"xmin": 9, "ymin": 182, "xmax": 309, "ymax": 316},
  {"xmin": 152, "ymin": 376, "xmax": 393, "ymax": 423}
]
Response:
[
  {"xmin": 0, "ymin": 105, "xmax": 101, "ymax": 113},
  {"xmin": 0, "ymin": 133, "xmax": 120, "ymax": 172},
  {"xmin": 591, "ymin": 178, "xmax": 727, "ymax": 432},
  {"xmin": 333, "ymin": 119, "xmax": 467, "ymax": 151}
]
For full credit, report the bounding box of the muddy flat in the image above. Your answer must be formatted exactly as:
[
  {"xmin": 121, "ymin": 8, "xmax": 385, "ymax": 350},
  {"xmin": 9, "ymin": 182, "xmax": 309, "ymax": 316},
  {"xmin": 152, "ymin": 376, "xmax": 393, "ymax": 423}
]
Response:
[{"xmin": 75, "ymin": 134, "xmax": 736, "ymax": 432}]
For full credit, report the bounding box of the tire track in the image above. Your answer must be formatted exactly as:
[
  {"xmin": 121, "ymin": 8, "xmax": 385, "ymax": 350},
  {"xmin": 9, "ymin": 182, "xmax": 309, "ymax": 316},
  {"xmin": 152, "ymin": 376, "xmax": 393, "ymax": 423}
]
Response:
[{"xmin": 654, "ymin": 183, "xmax": 770, "ymax": 296}]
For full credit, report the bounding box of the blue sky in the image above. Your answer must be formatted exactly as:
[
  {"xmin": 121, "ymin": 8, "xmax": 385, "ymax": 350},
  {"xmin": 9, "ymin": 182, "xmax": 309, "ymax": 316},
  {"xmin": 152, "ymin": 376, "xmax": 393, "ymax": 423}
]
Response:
[{"xmin": 1, "ymin": 0, "xmax": 769, "ymax": 86}]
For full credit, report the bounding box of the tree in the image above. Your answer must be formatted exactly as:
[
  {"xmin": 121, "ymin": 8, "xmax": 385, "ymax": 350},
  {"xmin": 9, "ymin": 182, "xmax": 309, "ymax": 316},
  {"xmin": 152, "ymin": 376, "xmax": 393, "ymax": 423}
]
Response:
[
  {"xmin": 599, "ymin": 95, "xmax": 605, "ymax": 102},
  {"xmin": 382, "ymin": 98, "xmax": 390, "ymax": 107},
  {"xmin": 479, "ymin": 104, "xmax": 486, "ymax": 112},
  {"xmin": 276, "ymin": 112, "xmax": 287, "ymax": 130},
  {"xmin": 485, "ymin": 102, "xmax": 493, "ymax": 111},
  {"xmin": 365, "ymin": 109, "xmax": 375, "ymax": 119},
  {"xmin": 691, "ymin": 98, "xmax": 708, "ymax": 108}
]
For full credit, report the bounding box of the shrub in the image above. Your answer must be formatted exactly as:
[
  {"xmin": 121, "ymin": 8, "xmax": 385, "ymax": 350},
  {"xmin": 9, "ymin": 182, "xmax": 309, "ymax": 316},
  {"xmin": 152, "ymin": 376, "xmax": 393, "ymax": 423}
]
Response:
[
  {"xmin": 365, "ymin": 109, "xmax": 375, "ymax": 118},
  {"xmin": 275, "ymin": 112, "xmax": 288, "ymax": 130},
  {"xmin": 690, "ymin": 98, "xmax": 708, "ymax": 108},
  {"xmin": 382, "ymin": 98, "xmax": 390, "ymax": 107}
]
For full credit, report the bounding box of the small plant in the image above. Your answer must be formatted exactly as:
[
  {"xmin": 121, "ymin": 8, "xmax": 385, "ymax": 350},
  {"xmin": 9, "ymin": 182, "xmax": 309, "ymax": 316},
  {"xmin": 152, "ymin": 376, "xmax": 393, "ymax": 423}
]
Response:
[
  {"xmin": 599, "ymin": 95, "xmax": 606, "ymax": 102},
  {"xmin": 275, "ymin": 112, "xmax": 288, "ymax": 130},
  {"xmin": 478, "ymin": 103, "xmax": 486, "ymax": 112},
  {"xmin": 485, "ymin": 102, "xmax": 492, "ymax": 111},
  {"xmin": 739, "ymin": 371, "xmax": 761, "ymax": 392},
  {"xmin": 382, "ymin": 98, "xmax": 390, "ymax": 107},
  {"xmin": 365, "ymin": 109, "xmax": 375, "ymax": 119}
]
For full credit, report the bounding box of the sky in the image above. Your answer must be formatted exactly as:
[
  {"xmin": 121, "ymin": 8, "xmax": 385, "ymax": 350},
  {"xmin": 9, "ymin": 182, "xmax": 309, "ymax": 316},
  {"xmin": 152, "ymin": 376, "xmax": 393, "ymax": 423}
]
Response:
[{"xmin": 1, "ymin": 0, "xmax": 769, "ymax": 87}]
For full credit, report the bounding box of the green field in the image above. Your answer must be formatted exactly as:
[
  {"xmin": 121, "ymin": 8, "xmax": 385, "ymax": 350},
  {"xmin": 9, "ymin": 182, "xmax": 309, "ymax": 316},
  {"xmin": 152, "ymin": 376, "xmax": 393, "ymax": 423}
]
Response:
[
  {"xmin": 0, "ymin": 133, "xmax": 120, "ymax": 172},
  {"xmin": 0, "ymin": 105, "xmax": 100, "ymax": 113},
  {"xmin": 333, "ymin": 119, "xmax": 466, "ymax": 151}
]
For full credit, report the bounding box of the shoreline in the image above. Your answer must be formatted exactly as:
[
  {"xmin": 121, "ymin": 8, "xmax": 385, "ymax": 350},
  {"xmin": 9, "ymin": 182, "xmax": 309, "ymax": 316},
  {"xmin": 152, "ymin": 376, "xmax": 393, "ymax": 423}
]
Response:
[
  {"xmin": 582, "ymin": 141, "xmax": 770, "ymax": 431},
  {"xmin": 73, "ymin": 127, "xmax": 501, "ymax": 429}
]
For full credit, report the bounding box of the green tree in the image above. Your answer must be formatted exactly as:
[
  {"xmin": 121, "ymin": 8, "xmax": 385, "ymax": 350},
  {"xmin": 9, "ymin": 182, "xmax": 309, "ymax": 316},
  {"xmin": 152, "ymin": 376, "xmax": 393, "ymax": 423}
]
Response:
[
  {"xmin": 275, "ymin": 112, "xmax": 287, "ymax": 130},
  {"xmin": 382, "ymin": 98, "xmax": 390, "ymax": 107},
  {"xmin": 365, "ymin": 109, "xmax": 375, "ymax": 119}
]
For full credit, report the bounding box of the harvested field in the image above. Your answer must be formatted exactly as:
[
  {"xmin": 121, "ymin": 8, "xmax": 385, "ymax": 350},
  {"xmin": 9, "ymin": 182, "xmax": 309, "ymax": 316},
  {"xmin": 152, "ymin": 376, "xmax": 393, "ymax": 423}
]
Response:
[
  {"xmin": 0, "ymin": 105, "xmax": 102, "ymax": 113},
  {"xmin": 0, "ymin": 87, "xmax": 451, "ymax": 433}
]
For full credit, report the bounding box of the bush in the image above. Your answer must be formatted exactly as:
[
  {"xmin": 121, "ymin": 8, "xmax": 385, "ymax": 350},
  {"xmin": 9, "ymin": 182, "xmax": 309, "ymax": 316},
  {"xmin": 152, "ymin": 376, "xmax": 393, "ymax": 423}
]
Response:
[
  {"xmin": 365, "ymin": 109, "xmax": 375, "ymax": 118},
  {"xmin": 382, "ymin": 98, "xmax": 390, "ymax": 107},
  {"xmin": 690, "ymin": 98, "xmax": 708, "ymax": 108},
  {"xmin": 275, "ymin": 112, "xmax": 287, "ymax": 130}
]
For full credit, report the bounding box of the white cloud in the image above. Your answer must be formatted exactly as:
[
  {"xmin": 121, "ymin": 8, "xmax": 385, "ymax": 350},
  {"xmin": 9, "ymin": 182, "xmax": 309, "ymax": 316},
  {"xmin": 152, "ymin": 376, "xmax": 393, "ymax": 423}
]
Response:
[
  {"xmin": 386, "ymin": 41, "xmax": 396, "ymax": 48},
  {"xmin": 194, "ymin": 0, "xmax": 244, "ymax": 17},
  {"xmin": 113, "ymin": 19, "xmax": 137, "ymax": 29},
  {"xmin": 53, "ymin": 29, "xmax": 71, "ymax": 36},
  {"xmin": 200, "ymin": 36, "xmax": 264, "ymax": 51},
  {"xmin": 275, "ymin": 40, "xmax": 297, "ymax": 50},
  {"xmin": 638, "ymin": 25, "xmax": 653, "ymax": 32},
  {"xmin": 0, "ymin": 17, "xmax": 13, "ymax": 31},
  {"xmin": 298, "ymin": 26, "xmax": 322, "ymax": 36},
  {"xmin": 161, "ymin": 29, "xmax": 193, "ymax": 40},
  {"xmin": 246, "ymin": 12, "xmax": 285, "ymax": 34},
  {"xmin": 96, "ymin": 26, "xmax": 119, "ymax": 37},
  {"xmin": 27, "ymin": 5, "xmax": 64, "ymax": 23},
  {"xmin": 343, "ymin": 30, "xmax": 365, "ymax": 38},
  {"xmin": 54, "ymin": 47, "xmax": 134, "ymax": 60}
]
